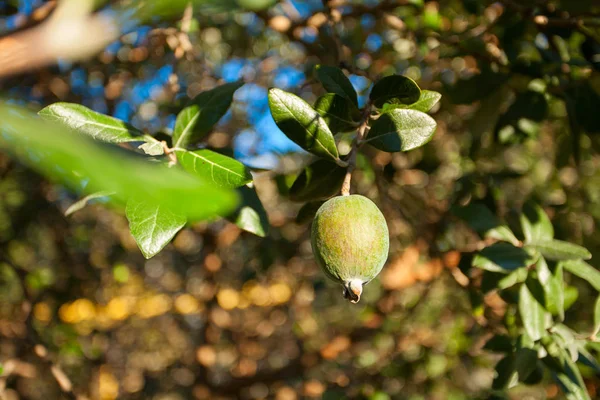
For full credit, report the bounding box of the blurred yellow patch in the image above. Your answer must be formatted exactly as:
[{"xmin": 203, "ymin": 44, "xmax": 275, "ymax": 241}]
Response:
[
  {"xmin": 58, "ymin": 298, "xmax": 95, "ymax": 324},
  {"xmin": 136, "ymin": 294, "xmax": 172, "ymax": 319},
  {"xmin": 106, "ymin": 296, "xmax": 133, "ymax": 321},
  {"xmin": 33, "ymin": 302, "xmax": 52, "ymax": 323},
  {"xmin": 174, "ymin": 294, "xmax": 200, "ymax": 314},
  {"xmin": 98, "ymin": 366, "xmax": 119, "ymax": 400},
  {"xmin": 269, "ymin": 282, "xmax": 292, "ymax": 304},
  {"xmin": 217, "ymin": 288, "xmax": 239, "ymax": 310}
]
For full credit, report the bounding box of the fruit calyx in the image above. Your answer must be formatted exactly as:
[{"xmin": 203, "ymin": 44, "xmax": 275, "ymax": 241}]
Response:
[{"xmin": 343, "ymin": 279, "xmax": 363, "ymax": 303}]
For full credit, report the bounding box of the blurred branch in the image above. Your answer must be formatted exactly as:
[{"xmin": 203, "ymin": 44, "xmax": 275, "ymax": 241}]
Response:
[{"xmin": 0, "ymin": 0, "xmax": 118, "ymax": 79}]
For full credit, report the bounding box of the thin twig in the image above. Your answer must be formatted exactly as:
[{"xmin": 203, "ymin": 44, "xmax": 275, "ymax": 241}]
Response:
[{"xmin": 341, "ymin": 103, "xmax": 372, "ymax": 196}]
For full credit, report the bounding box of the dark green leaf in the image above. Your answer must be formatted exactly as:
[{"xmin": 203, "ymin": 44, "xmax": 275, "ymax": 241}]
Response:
[
  {"xmin": 175, "ymin": 149, "xmax": 252, "ymax": 189},
  {"xmin": 562, "ymin": 260, "xmax": 600, "ymax": 291},
  {"xmin": 172, "ymin": 81, "xmax": 243, "ymax": 149},
  {"xmin": 519, "ymin": 280, "xmax": 547, "ymax": 341},
  {"xmin": 289, "ymin": 160, "xmax": 346, "ymax": 202},
  {"xmin": 126, "ymin": 199, "xmax": 187, "ymax": 259},
  {"xmin": 365, "ymin": 109, "xmax": 437, "ymax": 152},
  {"xmin": 230, "ymin": 185, "xmax": 269, "ymax": 237},
  {"xmin": 473, "ymin": 243, "xmax": 536, "ymax": 273},
  {"xmin": 315, "ymin": 65, "xmax": 358, "ymax": 106},
  {"xmin": 38, "ymin": 102, "xmax": 164, "ymax": 155},
  {"xmin": 382, "ymin": 90, "xmax": 441, "ymax": 113},
  {"xmin": 530, "ymin": 240, "xmax": 591, "ymax": 261},
  {"xmin": 577, "ymin": 344, "xmax": 600, "ymax": 374},
  {"xmin": 314, "ymin": 93, "xmax": 361, "ymax": 134},
  {"xmin": 0, "ymin": 103, "xmax": 238, "ymax": 221},
  {"xmin": 65, "ymin": 191, "xmax": 114, "ymax": 216},
  {"xmin": 268, "ymin": 88, "xmax": 339, "ymax": 161},
  {"xmin": 567, "ymin": 84, "xmax": 600, "ymax": 134},
  {"xmin": 492, "ymin": 354, "xmax": 517, "ymax": 390},
  {"xmin": 369, "ymin": 75, "xmax": 421, "ymax": 108},
  {"xmin": 520, "ymin": 202, "xmax": 554, "ymax": 244},
  {"xmin": 483, "ymin": 334, "xmax": 514, "ymax": 353},
  {"xmin": 515, "ymin": 346, "xmax": 539, "ymax": 382},
  {"xmin": 549, "ymin": 344, "xmax": 591, "ymax": 400},
  {"xmin": 495, "ymin": 91, "xmax": 548, "ymax": 139},
  {"xmin": 537, "ymin": 258, "xmax": 564, "ymax": 320},
  {"xmin": 295, "ymin": 201, "xmax": 325, "ymax": 224},
  {"xmin": 453, "ymin": 203, "xmax": 519, "ymax": 245}
]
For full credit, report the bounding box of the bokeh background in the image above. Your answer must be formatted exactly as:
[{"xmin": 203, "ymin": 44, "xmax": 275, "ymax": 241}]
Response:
[{"xmin": 1, "ymin": 0, "xmax": 600, "ymax": 399}]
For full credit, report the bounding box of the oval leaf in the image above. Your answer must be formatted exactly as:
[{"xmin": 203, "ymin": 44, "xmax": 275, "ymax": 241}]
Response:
[
  {"xmin": 295, "ymin": 201, "xmax": 325, "ymax": 224},
  {"xmin": 229, "ymin": 185, "xmax": 269, "ymax": 237},
  {"xmin": 175, "ymin": 148, "xmax": 252, "ymax": 189},
  {"xmin": 289, "ymin": 159, "xmax": 346, "ymax": 202},
  {"xmin": 173, "ymin": 81, "xmax": 244, "ymax": 149},
  {"xmin": 314, "ymin": 93, "xmax": 361, "ymax": 134},
  {"xmin": 1, "ymin": 103, "xmax": 238, "ymax": 221},
  {"xmin": 268, "ymin": 88, "xmax": 339, "ymax": 160},
  {"xmin": 382, "ymin": 90, "xmax": 442, "ymax": 113},
  {"xmin": 562, "ymin": 260, "xmax": 600, "ymax": 291},
  {"xmin": 520, "ymin": 202, "xmax": 554, "ymax": 244},
  {"xmin": 365, "ymin": 109, "xmax": 437, "ymax": 152},
  {"xmin": 369, "ymin": 75, "xmax": 421, "ymax": 108},
  {"xmin": 531, "ymin": 240, "xmax": 591, "ymax": 261},
  {"xmin": 126, "ymin": 199, "xmax": 187, "ymax": 259},
  {"xmin": 519, "ymin": 280, "xmax": 547, "ymax": 341},
  {"xmin": 39, "ymin": 102, "xmax": 163, "ymax": 155},
  {"xmin": 315, "ymin": 65, "xmax": 358, "ymax": 106},
  {"xmin": 473, "ymin": 243, "xmax": 536, "ymax": 273}
]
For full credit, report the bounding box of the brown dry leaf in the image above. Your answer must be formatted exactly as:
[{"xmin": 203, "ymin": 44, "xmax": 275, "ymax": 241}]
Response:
[{"xmin": 381, "ymin": 245, "xmax": 420, "ymax": 290}]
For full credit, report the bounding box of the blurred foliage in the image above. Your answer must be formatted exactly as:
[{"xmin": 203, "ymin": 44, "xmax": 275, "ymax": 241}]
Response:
[{"xmin": 1, "ymin": 0, "xmax": 600, "ymax": 399}]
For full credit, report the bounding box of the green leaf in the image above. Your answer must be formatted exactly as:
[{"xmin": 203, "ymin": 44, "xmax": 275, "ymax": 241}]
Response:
[
  {"xmin": 564, "ymin": 286, "xmax": 579, "ymax": 310},
  {"xmin": 473, "ymin": 243, "xmax": 536, "ymax": 273},
  {"xmin": 562, "ymin": 260, "xmax": 600, "ymax": 291},
  {"xmin": 578, "ymin": 344, "xmax": 600, "ymax": 374},
  {"xmin": 365, "ymin": 109, "xmax": 437, "ymax": 152},
  {"xmin": 530, "ymin": 240, "xmax": 592, "ymax": 261},
  {"xmin": 314, "ymin": 93, "xmax": 361, "ymax": 134},
  {"xmin": 593, "ymin": 295, "xmax": 600, "ymax": 337},
  {"xmin": 172, "ymin": 81, "xmax": 243, "ymax": 149},
  {"xmin": 315, "ymin": 65, "xmax": 358, "ymax": 106},
  {"xmin": 549, "ymin": 345, "xmax": 591, "ymax": 400},
  {"xmin": 492, "ymin": 354, "xmax": 518, "ymax": 390},
  {"xmin": 38, "ymin": 102, "xmax": 164, "ymax": 155},
  {"xmin": 369, "ymin": 75, "xmax": 421, "ymax": 108},
  {"xmin": 520, "ymin": 202, "xmax": 554, "ymax": 244},
  {"xmin": 515, "ymin": 346, "xmax": 539, "ymax": 383},
  {"xmin": 382, "ymin": 90, "xmax": 442, "ymax": 113},
  {"xmin": 519, "ymin": 280, "xmax": 547, "ymax": 341},
  {"xmin": 453, "ymin": 203, "xmax": 519, "ymax": 245},
  {"xmin": 1, "ymin": 103, "xmax": 238, "ymax": 221},
  {"xmin": 126, "ymin": 199, "xmax": 187, "ymax": 259},
  {"xmin": 268, "ymin": 88, "xmax": 339, "ymax": 161},
  {"xmin": 289, "ymin": 160, "xmax": 346, "ymax": 202},
  {"xmin": 537, "ymin": 258, "xmax": 565, "ymax": 320},
  {"xmin": 295, "ymin": 201, "xmax": 325, "ymax": 224},
  {"xmin": 175, "ymin": 149, "xmax": 252, "ymax": 189},
  {"xmin": 483, "ymin": 334, "xmax": 514, "ymax": 353},
  {"xmin": 229, "ymin": 185, "xmax": 269, "ymax": 237},
  {"xmin": 65, "ymin": 191, "xmax": 115, "ymax": 216}
]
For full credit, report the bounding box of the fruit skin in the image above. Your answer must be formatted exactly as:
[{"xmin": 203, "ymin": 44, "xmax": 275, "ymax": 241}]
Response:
[{"xmin": 311, "ymin": 195, "xmax": 389, "ymax": 303}]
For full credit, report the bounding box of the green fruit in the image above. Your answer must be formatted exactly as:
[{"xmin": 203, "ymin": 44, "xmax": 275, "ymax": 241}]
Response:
[{"xmin": 311, "ymin": 195, "xmax": 389, "ymax": 303}]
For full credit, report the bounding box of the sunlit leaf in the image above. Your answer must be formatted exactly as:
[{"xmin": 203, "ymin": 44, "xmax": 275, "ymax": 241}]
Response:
[
  {"xmin": 562, "ymin": 260, "xmax": 600, "ymax": 291},
  {"xmin": 382, "ymin": 90, "xmax": 442, "ymax": 113},
  {"xmin": 39, "ymin": 102, "xmax": 164, "ymax": 155},
  {"xmin": 520, "ymin": 202, "xmax": 554, "ymax": 244},
  {"xmin": 126, "ymin": 199, "xmax": 187, "ymax": 259},
  {"xmin": 230, "ymin": 185, "xmax": 269, "ymax": 237},
  {"xmin": 519, "ymin": 280, "xmax": 547, "ymax": 341},
  {"xmin": 0, "ymin": 102, "xmax": 238, "ymax": 221},
  {"xmin": 530, "ymin": 240, "xmax": 591, "ymax": 261},
  {"xmin": 268, "ymin": 88, "xmax": 340, "ymax": 161},
  {"xmin": 537, "ymin": 257, "xmax": 565, "ymax": 320},
  {"xmin": 172, "ymin": 81, "xmax": 243, "ymax": 149},
  {"xmin": 365, "ymin": 109, "xmax": 437, "ymax": 152},
  {"xmin": 65, "ymin": 191, "xmax": 115, "ymax": 216},
  {"xmin": 175, "ymin": 148, "xmax": 252, "ymax": 189}
]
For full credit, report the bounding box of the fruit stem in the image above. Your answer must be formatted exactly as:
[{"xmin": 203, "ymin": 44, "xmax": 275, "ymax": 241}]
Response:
[
  {"xmin": 341, "ymin": 103, "xmax": 372, "ymax": 196},
  {"xmin": 343, "ymin": 279, "xmax": 363, "ymax": 303}
]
